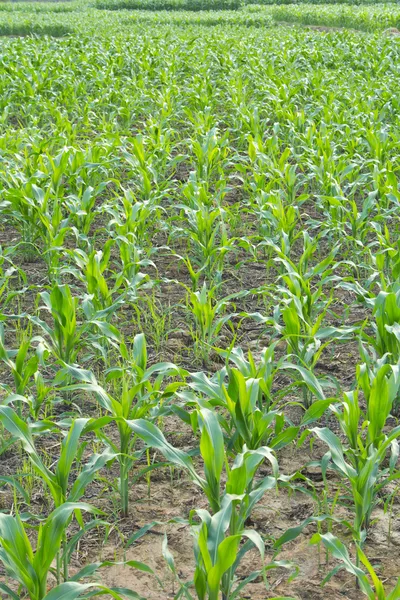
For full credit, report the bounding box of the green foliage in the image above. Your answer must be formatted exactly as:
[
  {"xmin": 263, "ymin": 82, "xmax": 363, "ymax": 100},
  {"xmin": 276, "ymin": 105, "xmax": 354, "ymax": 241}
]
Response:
[
  {"xmin": 268, "ymin": 3, "xmax": 400, "ymax": 30},
  {"xmin": 313, "ymin": 364, "xmax": 400, "ymax": 541},
  {"xmin": 64, "ymin": 333, "xmax": 184, "ymax": 515},
  {"xmin": 0, "ymin": 2, "xmax": 400, "ymax": 598},
  {"xmin": 96, "ymin": 0, "xmax": 241, "ymax": 11},
  {"xmin": 0, "ymin": 503, "xmax": 98, "ymax": 600},
  {"xmin": 310, "ymin": 533, "xmax": 400, "ymax": 599}
]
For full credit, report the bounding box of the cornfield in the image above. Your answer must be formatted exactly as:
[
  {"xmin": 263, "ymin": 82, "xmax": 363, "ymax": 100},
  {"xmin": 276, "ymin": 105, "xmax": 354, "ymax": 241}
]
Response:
[{"xmin": 0, "ymin": 1, "xmax": 400, "ymax": 599}]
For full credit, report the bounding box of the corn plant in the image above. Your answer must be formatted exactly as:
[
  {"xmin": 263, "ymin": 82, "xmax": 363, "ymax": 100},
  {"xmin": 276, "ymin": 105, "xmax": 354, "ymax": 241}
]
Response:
[
  {"xmin": 64, "ymin": 333, "xmax": 184, "ymax": 516},
  {"xmin": 182, "ymin": 343, "xmax": 326, "ymax": 452},
  {"xmin": 191, "ymin": 128, "xmax": 230, "ymax": 184},
  {"xmin": 2, "ymin": 180, "xmax": 71, "ymax": 274},
  {"xmin": 221, "ymin": 368, "xmax": 299, "ymax": 451},
  {"xmin": 365, "ymin": 290, "xmax": 400, "ymax": 363},
  {"xmin": 107, "ymin": 188, "xmax": 159, "ymax": 285},
  {"xmin": 128, "ymin": 409, "xmax": 297, "ymax": 598},
  {"xmin": 0, "ymin": 503, "xmax": 96, "ymax": 599},
  {"xmin": 182, "ymin": 365, "xmax": 298, "ymax": 453},
  {"xmin": 186, "ymin": 283, "xmax": 235, "ymax": 364},
  {"xmin": 254, "ymin": 189, "xmax": 300, "ymax": 250},
  {"xmin": 317, "ymin": 190, "xmax": 377, "ymax": 250},
  {"xmin": 31, "ymin": 284, "xmax": 81, "ymax": 364},
  {"xmin": 64, "ymin": 242, "xmax": 128, "ymax": 313},
  {"xmin": 127, "ymin": 407, "xmax": 279, "ymax": 513},
  {"xmin": 173, "ymin": 198, "xmax": 231, "ymax": 285},
  {"xmin": 121, "ymin": 135, "xmax": 169, "ymax": 202},
  {"xmin": 31, "ymin": 283, "xmax": 121, "ymax": 365},
  {"xmin": 312, "ymin": 363, "xmax": 400, "ymax": 545},
  {"xmin": 65, "ymin": 183, "xmax": 108, "ymax": 242},
  {"xmin": 189, "ymin": 497, "xmax": 294, "ymax": 600},
  {"xmin": 0, "ymin": 324, "xmax": 39, "ymax": 414},
  {"xmin": 0, "ymin": 503, "xmax": 148, "ymax": 600},
  {"xmin": 0, "ymin": 407, "xmax": 115, "ymax": 581},
  {"xmin": 310, "ymin": 533, "xmax": 400, "ymax": 599}
]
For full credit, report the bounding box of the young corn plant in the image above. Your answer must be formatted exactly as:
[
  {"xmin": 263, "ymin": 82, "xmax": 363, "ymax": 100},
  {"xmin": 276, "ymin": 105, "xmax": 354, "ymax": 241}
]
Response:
[
  {"xmin": 65, "ymin": 242, "xmax": 128, "ymax": 313},
  {"xmin": 127, "ymin": 406, "xmax": 279, "ymax": 514},
  {"xmin": 219, "ymin": 343, "xmax": 326, "ymax": 411},
  {"xmin": 188, "ymin": 497, "xmax": 294, "ymax": 600},
  {"xmin": 254, "ymin": 189, "xmax": 300, "ymax": 251},
  {"xmin": 107, "ymin": 188, "xmax": 159, "ymax": 286},
  {"xmin": 0, "ymin": 324, "xmax": 39, "ymax": 415},
  {"xmin": 313, "ymin": 363, "xmax": 400, "ymax": 547},
  {"xmin": 121, "ymin": 135, "xmax": 169, "ymax": 202},
  {"xmin": 365, "ymin": 290, "xmax": 400, "ymax": 364},
  {"xmin": 191, "ymin": 128, "xmax": 230, "ymax": 185},
  {"xmin": 31, "ymin": 283, "xmax": 121, "ymax": 366},
  {"xmin": 31, "ymin": 284, "xmax": 81, "ymax": 364},
  {"xmin": 310, "ymin": 533, "xmax": 400, "ymax": 600},
  {"xmin": 0, "ymin": 503, "xmax": 94, "ymax": 600},
  {"xmin": 341, "ymin": 259, "xmax": 400, "ymax": 365},
  {"xmin": 182, "ymin": 365, "xmax": 298, "ymax": 454},
  {"xmin": 0, "ymin": 503, "xmax": 149, "ymax": 600},
  {"xmin": 109, "ymin": 188, "xmax": 160, "ymax": 248},
  {"xmin": 2, "ymin": 179, "xmax": 71, "ymax": 275},
  {"xmin": 181, "ymin": 343, "xmax": 326, "ymax": 450},
  {"xmin": 358, "ymin": 342, "xmax": 400, "ymax": 414},
  {"xmin": 372, "ymin": 226, "xmax": 400, "ymax": 291},
  {"xmin": 0, "ymin": 407, "xmax": 115, "ymax": 581},
  {"xmin": 220, "ymin": 368, "xmax": 299, "ymax": 452},
  {"xmin": 65, "ymin": 183, "xmax": 108, "ymax": 244},
  {"xmin": 128, "ymin": 409, "xmax": 296, "ymax": 598},
  {"xmin": 249, "ymin": 235, "xmax": 355, "ymax": 406},
  {"xmin": 1, "ymin": 181, "xmax": 47, "ymax": 260},
  {"xmin": 317, "ymin": 190, "xmax": 377, "ymax": 250},
  {"xmin": 173, "ymin": 197, "xmax": 231, "ymax": 286},
  {"xmin": 186, "ymin": 283, "xmax": 235, "ymax": 365},
  {"xmin": 64, "ymin": 333, "xmax": 184, "ymax": 516}
]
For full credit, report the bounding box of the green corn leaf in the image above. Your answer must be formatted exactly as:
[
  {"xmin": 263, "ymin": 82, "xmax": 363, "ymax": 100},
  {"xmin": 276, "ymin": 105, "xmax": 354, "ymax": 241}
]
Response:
[
  {"xmin": 281, "ymin": 362, "xmax": 325, "ymax": 401},
  {"xmin": 56, "ymin": 418, "xmax": 88, "ymax": 496},
  {"xmin": 0, "ymin": 583, "xmax": 20, "ymax": 600},
  {"xmin": 388, "ymin": 579, "xmax": 400, "ymax": 600},
  {"xmin": 312, "ymin": 427, "xmax": 356, "ymax": 479},
  {"xmin": 126, "ymin": 418, "xmax": 204, "ymax": 487},
  {"xmin": 69, "ymin": 447, "xmax": 117, "ymax": 502},
  {"xmin": 207, "ymin": 497, "xmax": 233, "ymax": 563},
  {"xmin": 310, "ymin": 533, "xmax": 373, "ymax": 596},
  {"xmin": 0, "ymin": 406, "xmax": 60, "ymax": 502},
  {"xmin": 301, "ymin": 399, "xmax": 333, "ymax": 426},
  {"xmin": 34, "ymin": 503, "xmax": 101, "ymax": 581},
  {"xmin": 199, "ymin": 408, "xmax": 224, "ymax": 511},
  {"xmin": 71, "ymin": 560, "xmax": 153, "ymax": 582},
  {"xmin": 132, "ymin": 333, "xmax": 147, "ymax": 371},
  {"xmin": 207, "ymin": 535, "xmax": 241, "ymax": 600},
  {"xmin": 43, "ymin": 582, "xmax": 146, "ymax": 600}
]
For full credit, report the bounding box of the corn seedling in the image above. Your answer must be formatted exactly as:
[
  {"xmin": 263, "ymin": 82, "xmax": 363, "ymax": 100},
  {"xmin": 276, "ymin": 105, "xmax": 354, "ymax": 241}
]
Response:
[{"xmin": 64, "ymin": 333, "xmax": 184, "ymax": 516}]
